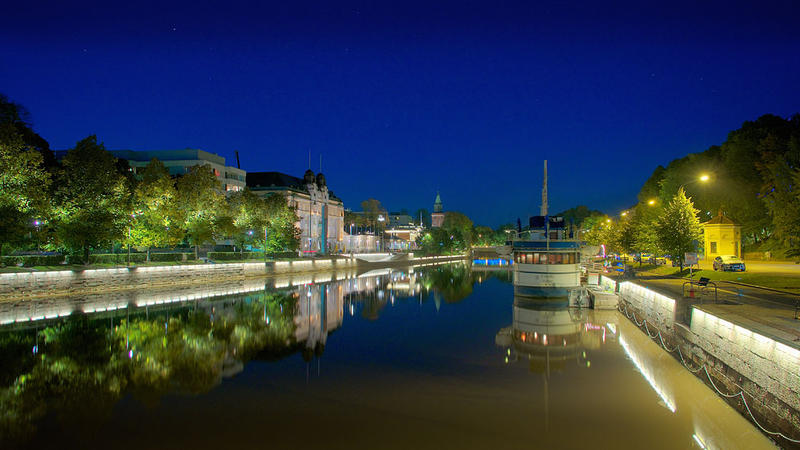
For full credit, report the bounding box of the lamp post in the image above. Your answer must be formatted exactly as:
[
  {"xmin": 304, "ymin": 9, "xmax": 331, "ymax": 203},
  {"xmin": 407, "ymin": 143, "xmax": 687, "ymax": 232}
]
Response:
[
  {"xmin": 377, "ymin": 214, "xmax": 385, "ymax": 252},
  {"xmin": 33, "ymin": 220, "xmax": 41, "ymax": 252}
]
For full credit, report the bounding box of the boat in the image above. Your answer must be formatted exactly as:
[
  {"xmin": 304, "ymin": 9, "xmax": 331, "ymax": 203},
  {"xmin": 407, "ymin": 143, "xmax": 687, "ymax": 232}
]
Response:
[{"xmin": 507, "ymin": 160, "xmax": 582, "ymax": 298}]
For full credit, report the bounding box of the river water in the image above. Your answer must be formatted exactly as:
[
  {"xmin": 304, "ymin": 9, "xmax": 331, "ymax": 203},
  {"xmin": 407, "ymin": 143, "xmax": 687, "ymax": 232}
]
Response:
[{"xmin": 0, "ymin": 263, "xmax": 776, "ymax": 449}]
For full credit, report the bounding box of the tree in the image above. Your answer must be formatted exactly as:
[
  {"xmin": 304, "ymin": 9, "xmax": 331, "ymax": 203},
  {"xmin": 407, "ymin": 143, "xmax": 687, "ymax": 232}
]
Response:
[
  {"xmin": 655, "ymin": 188, "xmax": 703, "ymax": 271},
  {"xmin": 360, "ymin": 198, "xmax": 387, "ymax": 230},
  {"xmin": 555, "ymin": 205, "xmax": 604, "ymax": 229},
  {"xmin": 0, "ymin": 124, "xmax": 51, "ymax": 256},
  {"xmin": 226, "ymin": 189, "xmax": 266, "ymax": 257},
  {"xmin": 442, "ymin": 211, "xmax": 474, "ymax": 246},
  {"xmin": 632, "ymin": 204, "xmax": 662, "ymax": 259},
  {"xmin": 177, "ymin": 165, "xmax": 226, "ymax": 258},
  {"xmin": 53, "ymin": 136, "xmax": 129, "ymax": 263},
  {"xmin": 128, "ymin": 159, "xmax": 185, "ymax": 260},
  {"xmin": 264, "ymin": 194, "xmax": 300, "ymax": 255},
  {"xmin": 0, "ymin": 93, "xmax": 56, "ymax": 169}
]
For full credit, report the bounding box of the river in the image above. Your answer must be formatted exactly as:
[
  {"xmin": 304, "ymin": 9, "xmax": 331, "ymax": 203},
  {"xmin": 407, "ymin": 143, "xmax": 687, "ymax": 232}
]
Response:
[{"xmin": 0, "ymin": 262, "xmax": 776, "ymax": 449}]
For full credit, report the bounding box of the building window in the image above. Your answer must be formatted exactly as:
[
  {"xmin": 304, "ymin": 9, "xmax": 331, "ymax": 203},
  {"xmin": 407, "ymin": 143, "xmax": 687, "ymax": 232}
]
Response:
[{"xmin": 710, "ymin": 242, "xmax": 717, "ymax": 254}]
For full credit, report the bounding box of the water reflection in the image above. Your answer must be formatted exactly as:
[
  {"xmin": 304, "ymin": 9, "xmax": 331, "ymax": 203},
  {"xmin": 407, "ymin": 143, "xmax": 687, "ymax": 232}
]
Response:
[
  {"xmin": 495, "ymin": 297, "xmax": 612, "ymax": 372},
  {"xmin": 0, "ymin": 263, "xmax": 481, "ymax": 445},
  {"xmin": 0, "ymin": 263, "xmax": 775, "ymax": 449}
]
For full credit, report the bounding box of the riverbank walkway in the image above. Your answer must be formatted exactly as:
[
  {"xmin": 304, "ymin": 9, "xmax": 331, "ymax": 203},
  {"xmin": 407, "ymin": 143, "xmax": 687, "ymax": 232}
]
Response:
[{"xmin": 615, "ymin": 272, "xmax": 800, "ymax": 352}]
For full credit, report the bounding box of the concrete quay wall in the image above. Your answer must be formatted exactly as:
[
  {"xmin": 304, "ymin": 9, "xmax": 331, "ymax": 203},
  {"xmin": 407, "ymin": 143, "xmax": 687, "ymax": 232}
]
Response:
[
  {"xmin": 616, "ymin": 278, "xmax": 800, "ymax": 446},
  {"xmin": 0, "ymin": 254, "xmax": 466, "ymax": 301}
]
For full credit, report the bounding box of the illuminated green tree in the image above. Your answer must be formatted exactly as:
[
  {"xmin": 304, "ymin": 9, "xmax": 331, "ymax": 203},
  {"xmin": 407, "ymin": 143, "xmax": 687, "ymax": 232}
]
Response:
[
  {"xmin": 264, "ymin": 194, "xmax": 300, "ymax": 254},
  {"xmin": 655, "ymin": 188, "xmax": 703, "ymax": 271},
  {"xmin": 0, "ymin": 124, "xmax": 51, "ymax": 256},
  {"xmin": 53, "ymin": 136, "xmax": 129, "ymax": 263},
  {"xmin": 177, "ymin": 165, "xmax": 226, "ymax": 258},
  {"xmin": 128, "ymin": 159, "xmax": 185, "ymax": 260},
  {"xmin": 442, "ymin": 211, "xmax": 474, "ymax": 246}
]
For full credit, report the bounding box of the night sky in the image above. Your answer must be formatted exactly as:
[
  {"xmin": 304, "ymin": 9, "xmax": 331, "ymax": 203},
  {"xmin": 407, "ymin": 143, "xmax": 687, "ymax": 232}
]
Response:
[{"xmin": 2, "ymin": 0, "xmax": 799, "ymax": 226}]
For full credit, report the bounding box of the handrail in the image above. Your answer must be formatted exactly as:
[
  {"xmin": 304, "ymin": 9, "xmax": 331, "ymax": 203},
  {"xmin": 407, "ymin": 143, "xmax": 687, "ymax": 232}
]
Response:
[{"xmin": 682, "ymin": 280, "xmax": 718, "ymax": 302}]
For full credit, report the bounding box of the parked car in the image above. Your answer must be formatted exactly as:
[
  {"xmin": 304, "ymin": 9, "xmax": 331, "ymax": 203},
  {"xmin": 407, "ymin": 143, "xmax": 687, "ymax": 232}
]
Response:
[{"xmin": 713, "ymin": 255, "xmax": 746, "ymax": 272}]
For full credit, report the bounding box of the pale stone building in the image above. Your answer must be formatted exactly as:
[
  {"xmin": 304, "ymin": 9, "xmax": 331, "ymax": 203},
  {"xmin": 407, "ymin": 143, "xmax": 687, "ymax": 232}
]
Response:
[
  {"xmin": 107, "ymin": 149, "xmax": 246, "ymax": 192},
  {"xmin": 702, "ymin": 211, "xmax": 741, "ymax": 259},
  {"xmin": 247, "ymin": 170, "xmax": 344, "ymax": 254}
]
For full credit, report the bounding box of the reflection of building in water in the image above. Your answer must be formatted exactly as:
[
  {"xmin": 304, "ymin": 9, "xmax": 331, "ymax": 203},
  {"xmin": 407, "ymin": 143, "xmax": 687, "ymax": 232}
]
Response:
[{"xmin": 294, "ymin": 282, "xmax": 344, "ymax": 352}]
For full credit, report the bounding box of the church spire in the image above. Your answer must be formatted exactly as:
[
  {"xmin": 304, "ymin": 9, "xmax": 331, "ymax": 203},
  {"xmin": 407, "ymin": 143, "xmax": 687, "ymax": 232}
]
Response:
[{"xmin": 433, "ymin": 192, "xmax": 443, "ymax": 213}]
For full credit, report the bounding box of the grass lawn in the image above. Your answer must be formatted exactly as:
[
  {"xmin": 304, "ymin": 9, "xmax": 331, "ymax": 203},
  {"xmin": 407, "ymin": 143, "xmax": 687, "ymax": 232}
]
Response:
[{"xmin": 635, "ymin": 265, "xmax": 800, "ymax": 292}]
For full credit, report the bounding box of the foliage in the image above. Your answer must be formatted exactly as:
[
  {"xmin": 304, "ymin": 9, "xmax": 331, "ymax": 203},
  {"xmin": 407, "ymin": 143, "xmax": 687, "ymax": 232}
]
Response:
[
  {"xmin": 442, "ymin": 211, "xmax": 474, "ymax": 246},
  {"xmin": 264, "ymin": 193, "xmax": 300, "ymax": 253},
  {"xmin": 176, "ymin": 165, "xmax": 227, "ymax": 257},
  {"xmin": 555, "ymin": 205, "xmax": 605, "ymax": 228},
  {"xmin": 360, "ymin": 198, "xmax": 387, "ymax": 229},
  {"xmin": 637, "ymin": 113, "xmax": 800, "ymax": 251},
  {"xmin": 0, "ymin": 124, "xmax": 51, "ymax": 256},
  {"xmin": 53, "ymin": 136, "xmax": 129, "ymax": 263},
  {"xmin": 0, "ymin": 254, "xmax": 65, "ymax": 267},
  {"xmin": 655, "ymin": 188, "xmax": 703, "ymax": 270},
  {"xmin": 128, "ymin": 159, "xmax": 185, "ymax": 256}
]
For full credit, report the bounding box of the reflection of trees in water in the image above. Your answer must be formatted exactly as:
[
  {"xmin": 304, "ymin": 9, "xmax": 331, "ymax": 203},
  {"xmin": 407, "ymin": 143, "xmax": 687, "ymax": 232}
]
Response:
[
  {"xmin": 421, "ymin": 264, "xmax": 475, "ymax": 303},
  {"xmin": 0, "ymin": 291, "xmax": 298, "ymax": 444}
]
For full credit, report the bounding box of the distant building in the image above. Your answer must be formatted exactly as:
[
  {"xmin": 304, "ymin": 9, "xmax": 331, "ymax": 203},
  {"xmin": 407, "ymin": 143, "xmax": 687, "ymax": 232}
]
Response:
[
  {"xmin": 108, "ymin": 149, "xmax": 246, "ymax": 192},
  {"xmin": 431, "ymin": 193, "xmax": 445, "ymax": 228},
  {"xmin": 702, "ymin": 210, "xmax": 741, "ymax": 259},
  {"xmin": 384, "ymin": 212, "xmax": 421, "ymax": 251},
  {"xmin": 247, "ymin": 170, "xmax": 344, "ymax": 254}
]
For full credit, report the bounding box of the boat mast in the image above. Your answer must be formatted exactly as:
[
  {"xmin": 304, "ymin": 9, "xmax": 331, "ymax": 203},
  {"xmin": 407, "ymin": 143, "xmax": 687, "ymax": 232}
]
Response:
[{"xmin": 540, "ymin": 160, "xmax": 548, "ymax": 216}]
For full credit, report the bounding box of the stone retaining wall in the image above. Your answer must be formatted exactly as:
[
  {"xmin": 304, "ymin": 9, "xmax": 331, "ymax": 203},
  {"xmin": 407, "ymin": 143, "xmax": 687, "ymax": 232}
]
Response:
[
  {"xmin": 618, "ymin": 279, "xmax": 800, "ymax": 447},
  {"xmin": 0, "ymin": 254, "xmax": 467, "ymax": 301}
]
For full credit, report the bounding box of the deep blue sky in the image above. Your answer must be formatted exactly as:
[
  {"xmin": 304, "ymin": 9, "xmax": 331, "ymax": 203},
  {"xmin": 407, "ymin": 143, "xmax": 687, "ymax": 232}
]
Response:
[{"xmin": 2, "ymin": 0, "xmax": 799, "ymax": 226}]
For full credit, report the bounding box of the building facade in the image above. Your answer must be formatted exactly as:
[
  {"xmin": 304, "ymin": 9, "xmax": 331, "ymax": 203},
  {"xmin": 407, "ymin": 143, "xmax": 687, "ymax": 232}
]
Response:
[
  {"xmin": 431, "ymin": 193, "xmax": 445, "ymax": 228},
  {"xmin": 247, "ymin": 170, "xmax": 344, "ymax": 255},
  {"xmin": 702, "ymin": 211, "xmax": 742, "ymax": 259},
  {"xmin": 109, "ymin": 149, "xmax": 246, "ymax": 192}
]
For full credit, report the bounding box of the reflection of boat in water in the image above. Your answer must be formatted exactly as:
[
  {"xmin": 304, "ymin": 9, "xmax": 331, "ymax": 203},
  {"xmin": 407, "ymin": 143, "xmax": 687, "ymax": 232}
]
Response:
[
  {"xmin": 506, "ymin": 161, "xmax": 581, "ymax": 298},
  {"xmin": 496, "ymin": 296, "xmax": 614, "ymax": 431},
  {"xmin": 496, "ymin": 297, "xmax": 597, "ymax": 372}
]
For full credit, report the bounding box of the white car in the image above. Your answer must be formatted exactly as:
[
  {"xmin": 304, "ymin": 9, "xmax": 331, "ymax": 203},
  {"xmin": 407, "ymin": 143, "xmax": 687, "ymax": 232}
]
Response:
[{"xmin": 713, "ymin": 255, "xmax": 745, "ymax": 272}]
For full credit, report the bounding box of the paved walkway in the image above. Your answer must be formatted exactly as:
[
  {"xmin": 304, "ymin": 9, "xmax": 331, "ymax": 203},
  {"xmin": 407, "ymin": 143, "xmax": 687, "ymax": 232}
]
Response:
[{"xmin": 620, "ymin": 274, "xmax": 800, "ymax": 350}]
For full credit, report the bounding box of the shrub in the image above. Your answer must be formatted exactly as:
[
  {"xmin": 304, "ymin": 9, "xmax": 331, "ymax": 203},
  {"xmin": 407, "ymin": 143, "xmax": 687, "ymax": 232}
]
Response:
[
  {"xmin": 0, "ymin": 255, "xmax": 66, "ymax": 267},
  {"xmin": 88, "ymin": 253, "xmax": 147, "ymax": 264},
  {"xmin": 149, "ymin": 253, "xmax": 196, "ymax": 262}
]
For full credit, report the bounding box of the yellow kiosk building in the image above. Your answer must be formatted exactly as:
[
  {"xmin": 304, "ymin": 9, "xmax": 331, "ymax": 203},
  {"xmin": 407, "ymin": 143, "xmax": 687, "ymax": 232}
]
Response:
[{"xmin": 702, "ymin": 211, "xmax": 741, "ymax": 259}]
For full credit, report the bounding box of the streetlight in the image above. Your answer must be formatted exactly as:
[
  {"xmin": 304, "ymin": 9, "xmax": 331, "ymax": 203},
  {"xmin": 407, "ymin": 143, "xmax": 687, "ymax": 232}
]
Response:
[
  {"xmin": 377, "ymin": 214, "xmax": 385, "ymax": 252},
  {"xmin": 648, "ymin": 199, "xmax": 656, "ymax": 206},
  {"xmin": 33, "ymin": 219, "xmax": 41, "ymax": 251}
]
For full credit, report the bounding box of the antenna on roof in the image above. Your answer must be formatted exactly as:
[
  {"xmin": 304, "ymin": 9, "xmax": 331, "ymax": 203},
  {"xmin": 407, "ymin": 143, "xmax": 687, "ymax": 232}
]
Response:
[{"xmin": 235, "ymin": 151, "xmax": 240, "ymax": 169}]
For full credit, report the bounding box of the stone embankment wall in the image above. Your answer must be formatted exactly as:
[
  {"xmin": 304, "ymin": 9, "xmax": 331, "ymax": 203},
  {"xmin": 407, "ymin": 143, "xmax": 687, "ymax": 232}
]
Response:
[
  {"xmin": 0, "ymin": 254, "xmax": 467, "ymax": 301},
  {"xmin": 617, "ymin": 279, "xmax": 800, "ymax": 446}
]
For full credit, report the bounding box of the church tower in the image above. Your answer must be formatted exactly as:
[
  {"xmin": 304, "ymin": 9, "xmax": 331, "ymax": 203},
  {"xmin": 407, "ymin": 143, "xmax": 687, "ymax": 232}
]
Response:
[{"xmin": 431, "ymin": 192, "xmax": 445, "ymax": 228}]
